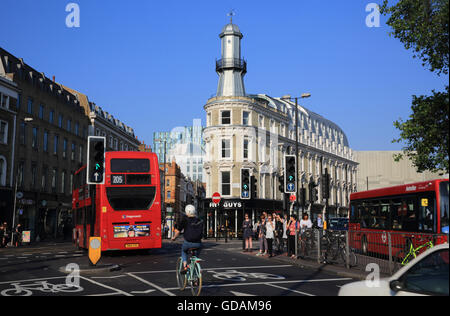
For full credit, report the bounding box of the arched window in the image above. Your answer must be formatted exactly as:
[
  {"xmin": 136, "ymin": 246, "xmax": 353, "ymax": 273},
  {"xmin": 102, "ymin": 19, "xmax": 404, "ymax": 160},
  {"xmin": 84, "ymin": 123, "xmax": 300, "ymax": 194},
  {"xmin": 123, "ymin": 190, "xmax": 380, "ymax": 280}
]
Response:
[{"xmin": 0, "ymin": 156, "xmax": 6, "ymax": 186}]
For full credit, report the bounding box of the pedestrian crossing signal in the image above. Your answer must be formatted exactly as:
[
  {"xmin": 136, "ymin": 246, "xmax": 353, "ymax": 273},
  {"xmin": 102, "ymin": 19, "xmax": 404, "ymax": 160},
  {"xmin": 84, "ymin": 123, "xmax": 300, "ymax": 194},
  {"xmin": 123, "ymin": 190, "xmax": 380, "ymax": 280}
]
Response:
[
  {"xmin": 284, "ymin": 155, "xmax": 296, "ymax": 194},
  {"xmin": 241, "ymin": 168, "xmax": 251, "ymax": 200}
]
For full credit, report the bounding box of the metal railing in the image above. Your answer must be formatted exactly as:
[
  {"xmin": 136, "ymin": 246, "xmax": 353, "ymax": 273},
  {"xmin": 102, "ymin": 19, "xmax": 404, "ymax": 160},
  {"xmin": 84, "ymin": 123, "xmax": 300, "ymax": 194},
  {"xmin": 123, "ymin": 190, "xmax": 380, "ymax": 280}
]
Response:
[
  {"xmin": 215, "ymin": 58, "xmax": 247, "ymax": 73},
  {"xmin": 293, "ymin": 229, "xmax": 448, "ymax": 276}
]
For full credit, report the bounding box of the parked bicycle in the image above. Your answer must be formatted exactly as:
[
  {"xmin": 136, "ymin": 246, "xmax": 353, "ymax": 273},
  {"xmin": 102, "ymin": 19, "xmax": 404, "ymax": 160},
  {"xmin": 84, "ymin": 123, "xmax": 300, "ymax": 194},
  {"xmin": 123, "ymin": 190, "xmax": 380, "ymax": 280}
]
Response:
[
  {"xmin": 393, "ymin": 238, "xmax": 434, "ymax": 271},
  {"xmin": 298, "ymin": 228, "xmax": 315, "ymax": 259},
  {"xmin": 176, "ymin": 248, "xmax": 203, "ymax": 296},
  {"xmin": 320, "ymin": 230, "xmax": 357, "ymax": 267}
]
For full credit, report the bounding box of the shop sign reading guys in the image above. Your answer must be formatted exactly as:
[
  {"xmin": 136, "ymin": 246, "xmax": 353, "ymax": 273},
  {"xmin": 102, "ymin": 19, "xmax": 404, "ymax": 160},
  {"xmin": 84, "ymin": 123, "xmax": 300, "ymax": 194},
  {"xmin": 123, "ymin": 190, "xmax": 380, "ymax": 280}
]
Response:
[{"xmin": 209, "ymin": 201, "xmax": 243, "ymax": 209}]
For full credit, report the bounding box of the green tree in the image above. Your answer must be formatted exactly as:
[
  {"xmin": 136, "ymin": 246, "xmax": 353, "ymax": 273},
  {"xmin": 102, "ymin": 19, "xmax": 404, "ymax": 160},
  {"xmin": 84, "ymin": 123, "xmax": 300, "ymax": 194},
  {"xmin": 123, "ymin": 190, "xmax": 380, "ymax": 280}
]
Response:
[
  {"xmin": 380, "ymin": 0, "xmax": 449, "ymax": 75},
  {"xmin": 381, "ymin": 0, "xmax": 449, "ymax": 174},
  {"xmin": 392, "ymin": 86, "xmax": 449, "ymax": 174}
]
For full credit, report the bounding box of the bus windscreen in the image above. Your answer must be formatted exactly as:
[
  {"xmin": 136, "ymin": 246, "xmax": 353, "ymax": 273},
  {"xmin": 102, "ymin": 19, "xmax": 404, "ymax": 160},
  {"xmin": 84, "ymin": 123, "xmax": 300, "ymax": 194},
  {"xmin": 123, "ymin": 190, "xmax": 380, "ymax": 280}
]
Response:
[{"xmin": 110, "ymin": 159, "xmax": 150, "ymax": 173}]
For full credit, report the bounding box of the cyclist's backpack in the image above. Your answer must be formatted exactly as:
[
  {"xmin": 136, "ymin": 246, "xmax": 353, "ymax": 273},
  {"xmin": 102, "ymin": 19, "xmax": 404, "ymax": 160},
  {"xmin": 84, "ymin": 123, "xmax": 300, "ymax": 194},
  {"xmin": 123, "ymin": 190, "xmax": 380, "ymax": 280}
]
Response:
[{"xmin": 184, "ymin": 217, "xmax": 204, "ymax": 243}]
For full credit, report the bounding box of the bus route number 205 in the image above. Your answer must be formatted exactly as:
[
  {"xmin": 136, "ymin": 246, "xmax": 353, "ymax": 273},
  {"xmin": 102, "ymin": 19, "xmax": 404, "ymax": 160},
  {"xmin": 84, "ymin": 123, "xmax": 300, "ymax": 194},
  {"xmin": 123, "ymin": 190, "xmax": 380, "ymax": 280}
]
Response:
[{"xmin": 112, "ymin": 175, "xmax": 125, "ymax": 185}]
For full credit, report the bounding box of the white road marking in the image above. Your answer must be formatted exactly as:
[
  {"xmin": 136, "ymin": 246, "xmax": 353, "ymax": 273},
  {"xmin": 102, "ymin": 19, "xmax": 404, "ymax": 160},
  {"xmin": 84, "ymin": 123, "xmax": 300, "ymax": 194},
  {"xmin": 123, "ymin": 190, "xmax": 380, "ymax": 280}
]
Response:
[
  {"xmin": 86, "ymin": 292, "xmax": 122, "ymax": 296},
  {"xmin": 126, "ymin": 273, "xmax": 175, "ymax": 297},
  {"xmin": 91, "ymin": 275, "xmax": 127, "ymax": 280},
  {"xmin": 130, "ymin": 264, "xmax": 293, "ymax": 275},
  {"xmin": 267, "ymin": 283, "xmax": 315, "ymax": 296},
  {"xmin": 80, "ymin": 276, "xmax": 133, "ymax": 297},
  {"xmin": 131, "ymin": 289, "xmax": 156, "ymax": 294},
  {"xmin": 230, "ymin": 291, "xmax": 255, "ymax": 296},
  {"xmin": 164, "ymin": 278, "xmax": 353, "ymax": 291}
]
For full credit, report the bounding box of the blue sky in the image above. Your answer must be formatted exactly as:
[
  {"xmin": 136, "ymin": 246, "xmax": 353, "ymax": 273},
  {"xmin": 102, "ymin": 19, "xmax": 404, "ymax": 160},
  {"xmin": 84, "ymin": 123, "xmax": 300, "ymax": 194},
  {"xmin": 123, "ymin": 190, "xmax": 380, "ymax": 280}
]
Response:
[{"xmin": 0, "ymin": 0, "xmax": 447, "ymax": 151}]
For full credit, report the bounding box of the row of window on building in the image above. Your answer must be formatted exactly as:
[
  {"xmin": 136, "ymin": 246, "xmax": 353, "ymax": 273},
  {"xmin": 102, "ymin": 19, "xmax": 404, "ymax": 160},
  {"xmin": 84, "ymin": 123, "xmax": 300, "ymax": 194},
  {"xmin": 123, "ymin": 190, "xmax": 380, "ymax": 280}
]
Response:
[
  {"xmin": 95, "ymin": 128, "xmax": 134, "ymax": 151},
  {"xmin": 15, "ymin": 160, "xmax": 76, "ymax": 195},
  {"xmin": 19, "ymin": 95, "xmax": 88, "ymax": 138}
]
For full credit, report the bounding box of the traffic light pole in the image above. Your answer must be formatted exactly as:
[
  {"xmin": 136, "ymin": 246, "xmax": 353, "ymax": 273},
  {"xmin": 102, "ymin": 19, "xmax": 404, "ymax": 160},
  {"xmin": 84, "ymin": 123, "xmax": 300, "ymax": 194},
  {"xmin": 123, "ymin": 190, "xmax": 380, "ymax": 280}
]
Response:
[{"xmin": 294, "ymin": 97, "xmax": 299, "ymax": 220}]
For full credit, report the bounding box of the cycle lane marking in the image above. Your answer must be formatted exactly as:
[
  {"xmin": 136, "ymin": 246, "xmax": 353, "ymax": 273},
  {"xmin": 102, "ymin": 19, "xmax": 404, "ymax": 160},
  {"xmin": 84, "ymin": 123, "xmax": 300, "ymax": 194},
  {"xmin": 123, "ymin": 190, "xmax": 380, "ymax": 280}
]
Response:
[
  {"xmin": 129, "ymin": 264, "xmax": 293, "ymax": 275},
  {"xmin": 0, "ymin": 275, "xmax": 132, "ymax": 297},
  {"xmin": 126, "ymin": 272, "xmax": 175, "ymax": 296},
  {"xmin": 80, "ymin": 276, "xmax": 133, "ymax": 297},
  {"xmin": 162, "ymin": 277, "xmax": 353, "ymax": 291},
  {"xmin": 266, "ymin": 283, "xmax": 315, "ymax": 296}
]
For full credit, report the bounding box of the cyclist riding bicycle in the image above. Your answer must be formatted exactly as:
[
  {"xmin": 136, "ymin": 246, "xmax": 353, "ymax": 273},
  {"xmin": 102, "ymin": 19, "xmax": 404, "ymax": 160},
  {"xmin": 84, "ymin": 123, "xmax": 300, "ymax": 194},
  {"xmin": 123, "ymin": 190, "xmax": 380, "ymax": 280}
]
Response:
[{"xmin": 172, "ymin": 205, "xmax": 204, "ymax": 274}]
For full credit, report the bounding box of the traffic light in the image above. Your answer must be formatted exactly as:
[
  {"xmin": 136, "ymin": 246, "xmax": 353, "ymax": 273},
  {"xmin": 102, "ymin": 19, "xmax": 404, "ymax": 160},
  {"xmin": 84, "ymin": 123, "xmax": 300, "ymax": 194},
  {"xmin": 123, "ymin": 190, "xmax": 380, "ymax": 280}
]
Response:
[
  {"xmin": 251, "ymin": 175, "xmax": 258, "ymax": 199},
  {"xmin": 299, "ymin": 187, "xmax": 307, "ymax": 207},
  {"xmin": 278, "ymin": 175, "xmax": 284, "ymax": 193},
  {"xmin": 87, "ymin": 136, "xmax": 105, "ymax": 184},
  {"xmin": 308, "ymin": 181, "xmax": 318, "ymax": 204},
  {"xmin": 284, "ymin": 155, "xmax": 296, "ymax": 194},
  {"xmin": 240, "ymin": 168, "xmax": 251, "ymax": 200},
  {"xmin": 321, "ymin": 172, "xmax": 330, "ymax": 199}
]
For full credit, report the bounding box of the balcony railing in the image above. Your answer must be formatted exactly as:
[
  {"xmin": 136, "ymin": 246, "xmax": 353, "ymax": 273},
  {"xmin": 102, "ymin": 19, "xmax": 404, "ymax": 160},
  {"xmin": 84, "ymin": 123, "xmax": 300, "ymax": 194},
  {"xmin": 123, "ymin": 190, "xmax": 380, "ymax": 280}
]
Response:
[{"xmin": 215, "ymin": 58, "xmax": 247, "ymax": 73}]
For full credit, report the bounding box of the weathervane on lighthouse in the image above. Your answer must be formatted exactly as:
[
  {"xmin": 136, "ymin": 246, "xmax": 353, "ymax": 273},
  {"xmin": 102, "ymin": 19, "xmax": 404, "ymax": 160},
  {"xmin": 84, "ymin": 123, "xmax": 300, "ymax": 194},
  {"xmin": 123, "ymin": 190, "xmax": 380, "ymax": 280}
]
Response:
[{"xmin": 227, "ymin": 10, "xmax": 235, "ymax": 23}]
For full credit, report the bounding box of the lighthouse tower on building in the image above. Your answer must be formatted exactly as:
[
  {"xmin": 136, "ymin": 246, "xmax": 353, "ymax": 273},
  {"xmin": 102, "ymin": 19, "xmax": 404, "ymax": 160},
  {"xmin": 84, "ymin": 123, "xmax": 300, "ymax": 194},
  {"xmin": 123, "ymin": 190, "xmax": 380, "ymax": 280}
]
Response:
[{"xmin": 215, "ymin": 18, "xmax": 247, "ymax": 97}]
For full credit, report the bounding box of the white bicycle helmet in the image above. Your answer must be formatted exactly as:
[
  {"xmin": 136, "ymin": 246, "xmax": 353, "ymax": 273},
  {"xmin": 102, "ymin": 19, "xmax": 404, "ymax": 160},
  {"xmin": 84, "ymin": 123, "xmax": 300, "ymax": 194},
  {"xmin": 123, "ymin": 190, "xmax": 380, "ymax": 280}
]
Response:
[{"xmin": 185, "ymin": 204, "xmax": 197, "ymax": 217}]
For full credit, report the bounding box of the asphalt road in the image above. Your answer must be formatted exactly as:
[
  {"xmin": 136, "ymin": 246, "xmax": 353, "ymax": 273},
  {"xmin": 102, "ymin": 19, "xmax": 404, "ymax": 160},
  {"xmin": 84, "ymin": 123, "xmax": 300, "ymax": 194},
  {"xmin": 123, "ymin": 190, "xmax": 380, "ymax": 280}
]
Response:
[{"xmin": 0, "ymin": 241, "xmax": 355, "ymax": 297}]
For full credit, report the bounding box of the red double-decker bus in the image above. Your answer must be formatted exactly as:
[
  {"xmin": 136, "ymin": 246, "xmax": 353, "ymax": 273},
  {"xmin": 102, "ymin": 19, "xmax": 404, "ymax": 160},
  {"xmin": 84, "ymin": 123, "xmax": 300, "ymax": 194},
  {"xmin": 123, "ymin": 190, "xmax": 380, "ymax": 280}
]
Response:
[
  {"xmin": 72, "ymin": 151, "xmax": 162, "ymax": 251},
  {"xmin": 349, "ymin": 179, "xmax": 449, "ymax": 256}
]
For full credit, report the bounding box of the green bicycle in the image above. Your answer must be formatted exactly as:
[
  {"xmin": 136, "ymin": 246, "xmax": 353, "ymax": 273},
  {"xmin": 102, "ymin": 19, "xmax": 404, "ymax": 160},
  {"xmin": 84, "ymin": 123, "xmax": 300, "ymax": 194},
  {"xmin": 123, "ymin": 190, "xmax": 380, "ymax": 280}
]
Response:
[
  {"xmin": 176, "ymin": 248, "xmax": 203, "ymax": 296},
  {"xmin": 394, "ymin": 239, "xmax": 434, "ymax": 271}
]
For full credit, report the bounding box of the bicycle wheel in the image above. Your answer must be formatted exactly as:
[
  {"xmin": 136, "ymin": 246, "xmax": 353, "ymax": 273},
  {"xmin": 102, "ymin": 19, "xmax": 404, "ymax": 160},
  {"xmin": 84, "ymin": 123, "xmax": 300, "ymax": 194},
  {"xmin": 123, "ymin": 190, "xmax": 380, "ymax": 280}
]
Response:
[
  {"xmin": 393, "ymin": 249, "xmax": 414, "ymax": 272},
  {"xmin": 176, "ymin": 257, "xmax": 187, "ymax": 291},
  {"xmin": 190, "ymin": 261, "xmax": 202, "ymax": 296},
  {"xmin": 340, "ymin": 248, "xmax": 358, "ymax": 267}
]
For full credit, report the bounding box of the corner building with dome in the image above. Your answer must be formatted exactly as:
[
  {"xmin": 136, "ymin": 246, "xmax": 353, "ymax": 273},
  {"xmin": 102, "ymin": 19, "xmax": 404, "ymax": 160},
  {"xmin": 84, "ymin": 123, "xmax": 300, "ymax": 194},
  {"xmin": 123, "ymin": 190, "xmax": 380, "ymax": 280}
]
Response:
[{"xmin": 202, "ymin": 21, "xmax": 358, "ymax": 238}]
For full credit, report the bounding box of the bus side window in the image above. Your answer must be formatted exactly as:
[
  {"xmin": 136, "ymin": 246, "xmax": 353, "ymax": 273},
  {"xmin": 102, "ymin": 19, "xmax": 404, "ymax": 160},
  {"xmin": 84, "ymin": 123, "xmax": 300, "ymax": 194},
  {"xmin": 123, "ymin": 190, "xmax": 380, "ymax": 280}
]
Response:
[
  {"xmin": 402, "ymin": 198, "xmax": 418, "ymax": 232},
  {"xmin": 391, "ymin": 199, "xmax": 403, "ymax": 230},
  {"xmin": 418, "ymin": 194, "xmax": 435, "ymax": 233}
]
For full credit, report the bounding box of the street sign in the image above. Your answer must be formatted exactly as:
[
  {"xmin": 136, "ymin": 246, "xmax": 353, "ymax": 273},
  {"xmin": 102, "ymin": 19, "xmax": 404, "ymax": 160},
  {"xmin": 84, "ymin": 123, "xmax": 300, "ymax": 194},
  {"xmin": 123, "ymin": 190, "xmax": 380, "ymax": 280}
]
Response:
[
  {"xmin": 289, "ymin": 194, "xmax": 296, "ymax": 202},
  {"xmin": 88, "ymin": 237, "xmax": 102, "ymax": 266},
  {"xmin": 212, "ymin": 192, "xmax": 221, "ymax": 204}
]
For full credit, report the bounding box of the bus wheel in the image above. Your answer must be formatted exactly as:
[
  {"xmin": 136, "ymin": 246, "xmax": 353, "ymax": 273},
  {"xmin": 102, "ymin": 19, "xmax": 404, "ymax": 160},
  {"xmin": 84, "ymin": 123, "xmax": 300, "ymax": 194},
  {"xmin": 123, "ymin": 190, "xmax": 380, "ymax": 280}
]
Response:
[{"xmin": 361, "ymin": 236, "xmax": 368, "ymax": 255}]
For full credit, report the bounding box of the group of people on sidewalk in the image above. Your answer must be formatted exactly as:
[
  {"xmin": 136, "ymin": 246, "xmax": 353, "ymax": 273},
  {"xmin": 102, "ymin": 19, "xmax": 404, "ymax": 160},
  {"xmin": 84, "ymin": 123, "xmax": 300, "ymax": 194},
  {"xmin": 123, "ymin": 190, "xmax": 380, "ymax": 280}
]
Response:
[
  {"xmin": 0, "ymin": 222, "xmax": 23, "ymax": 248},
  {"xmin": 242, "ymin": 212, "xmax": 323, "ymax": 259}
]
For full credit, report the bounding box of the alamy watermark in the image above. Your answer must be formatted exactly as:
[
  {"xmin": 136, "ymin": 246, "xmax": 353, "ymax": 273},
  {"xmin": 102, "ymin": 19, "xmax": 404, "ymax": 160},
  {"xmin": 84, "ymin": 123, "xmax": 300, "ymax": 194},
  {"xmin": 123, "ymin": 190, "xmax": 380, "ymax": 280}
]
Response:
[
  {"xmin": 365, "ymin": 3, "xmax": 381, "ymax": 28},
  {"xmin": 365, "ymin": 263, "xmax": 380, "ymax": 288},
  {"xmin": 65, "ymin": 263, "xmax": 80, "ymax": 287},
  {"xmin": 65, "ymin": 3, "xmax": 80, "ymax": 28}
]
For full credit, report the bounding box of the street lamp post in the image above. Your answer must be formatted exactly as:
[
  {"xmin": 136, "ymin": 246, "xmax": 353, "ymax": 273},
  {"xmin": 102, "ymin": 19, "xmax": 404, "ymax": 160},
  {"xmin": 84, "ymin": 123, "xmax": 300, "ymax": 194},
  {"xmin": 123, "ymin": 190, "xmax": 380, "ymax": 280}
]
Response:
[
  {"xmin": 155, "ymin": 137, "xmax": 168, "ymax": 237},
  {"xmin": 11, "ymin": 117, "xmax": 33, "ymax": 246},
  {"xmin": 281, "ymin": 93, "xmax": 311, "ymax": 219}
]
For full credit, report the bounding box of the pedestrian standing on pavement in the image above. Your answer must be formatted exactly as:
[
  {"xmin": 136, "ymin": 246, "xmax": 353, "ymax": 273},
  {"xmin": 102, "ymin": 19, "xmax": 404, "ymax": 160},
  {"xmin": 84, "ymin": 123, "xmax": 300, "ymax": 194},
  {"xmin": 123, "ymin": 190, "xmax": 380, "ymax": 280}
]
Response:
[
  {"xmin": 256, "ymin": 216, "xmax": 267, "ymax": 256},
  {"xmin": 282, "ymin": 214, "xmax": 288, "ymax": 253},
  {"xmin": 287, "ymin": 215, "xmax": 299, "ymax": 258},
  {"xmin": 274, "ymin": 214, "xmax": 283, "ymax": 254},
  {"xmin": 1, "ymin": 222, "xmax": 9, "ymax": 248},
  {"xmin": 300, "ymin": 214, "xmax": 313, "ymax": 232},
  {"xmin": 266, "ymin": 215, "xmax": 275, "ymax": 257},
  {"xmin": 242, "ymin": 214, "xmax": 253, "ymax": 252},
  {"xmin": 13, "ymin": 223, "xmax": 23, "ymax": 247},
  {"xmin": 317, "ymin": 214, "xmax": 323, "ymax": 229},
  {"xmin": 0, "ymin": 223, "xmax": 4, "ymax": 248}
]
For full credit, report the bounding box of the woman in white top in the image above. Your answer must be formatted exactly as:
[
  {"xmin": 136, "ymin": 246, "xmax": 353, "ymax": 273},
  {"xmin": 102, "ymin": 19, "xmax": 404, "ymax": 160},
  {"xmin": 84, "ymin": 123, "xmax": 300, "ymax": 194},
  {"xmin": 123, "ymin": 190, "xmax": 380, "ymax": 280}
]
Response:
[
  {"xmin": 299, "ymin": 214, "xmax": 313, "ymax": 232},
  {"xmin": 265, "ymin": 215, "xmax": 275, "ymax": 257}
]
